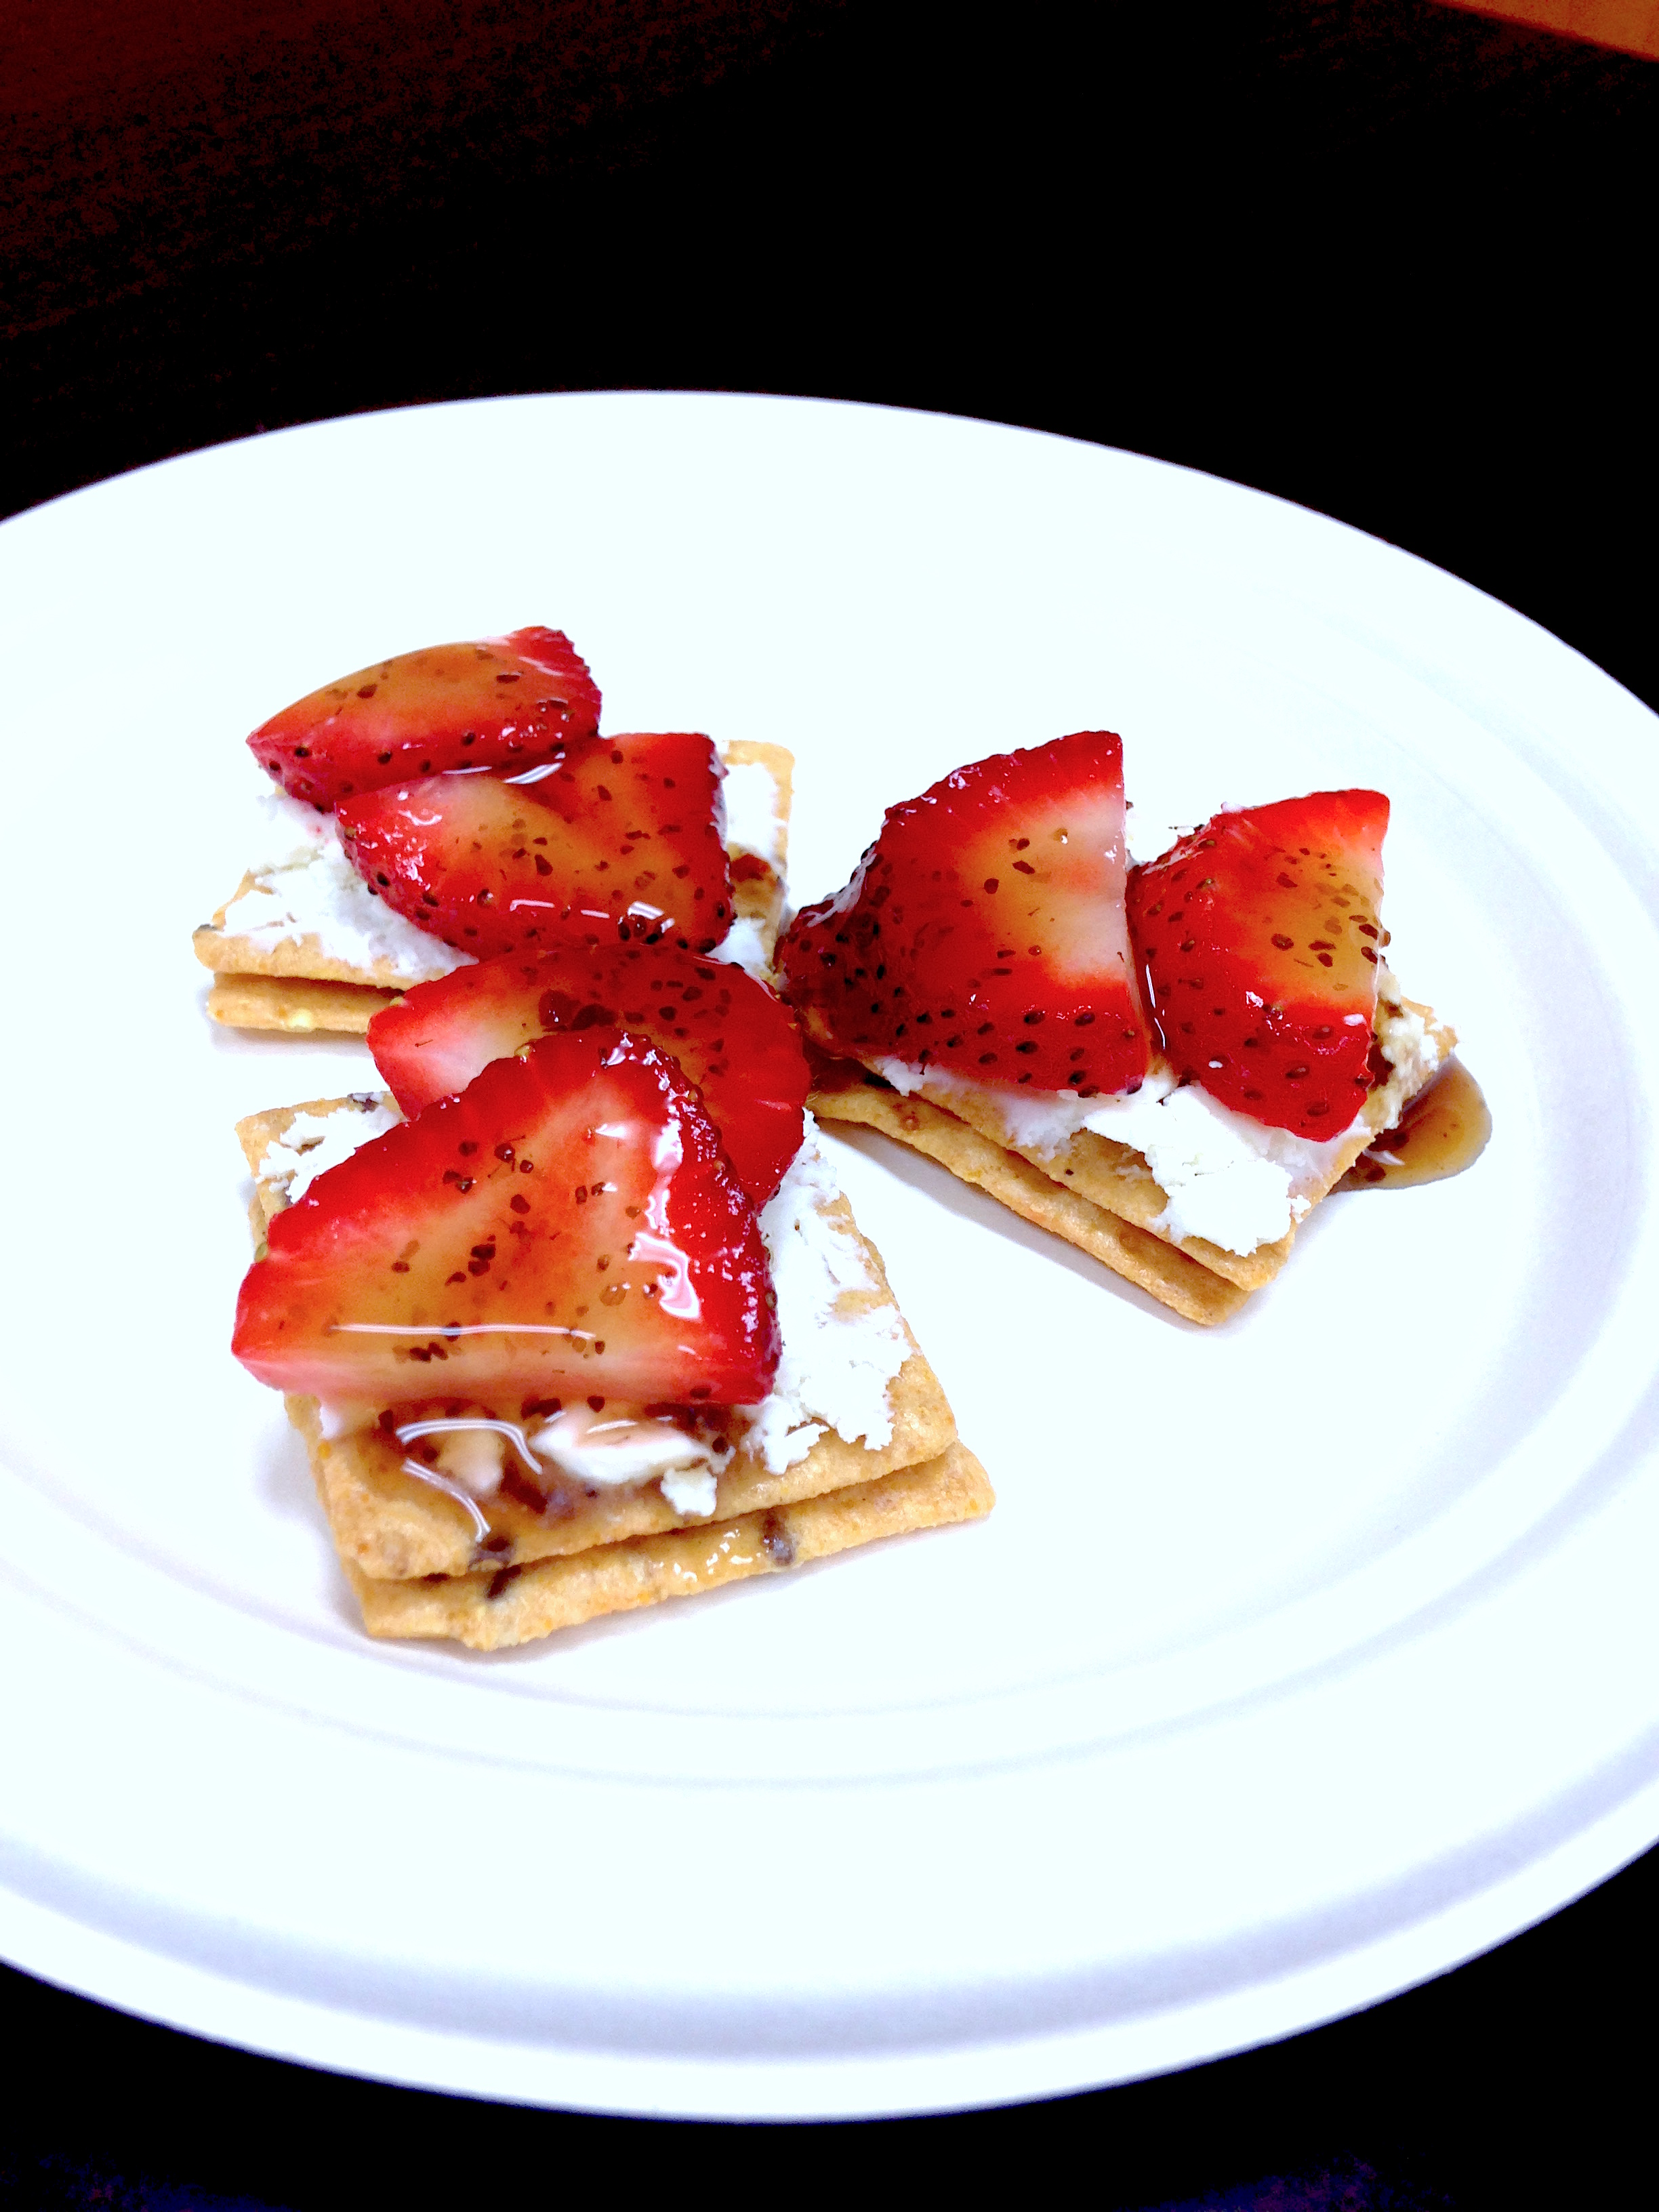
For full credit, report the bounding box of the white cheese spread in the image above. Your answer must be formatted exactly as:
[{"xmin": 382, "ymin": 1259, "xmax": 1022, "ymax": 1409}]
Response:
[
  {"xmin": 874, "ymin": 964, "xmax": 1442, "ymax": 1256},
  {"xmin": 659, "ymin": 1468, "xmax": 721, "ymax": 1518},
  {"xmin": 718, "ymin": 758, "xmax": 785, "ymax": 867},
  {"xmin": 315, "ymin": 1398, "xmax": 379, "ymax": 1440},
  {"xmin": 1372, "ymin": 987, "xmax": 1442, "ymax": 1111},
  {"xmin": 873, "ymin": 1057, "xmax": 1338, "ymax": 1254},
  {"xmin": 255, "ymin": 1099, "xmax": 400, "ymax": 1202},
  {"xmin": 706, "ymin": 914, "xmax": 773, "ymax": 981},
  {"xmin": 224, "ymin": 794, "xmax": 472, "ymax": 983},
  {"xmin": 531, "ymin": 1403, "xmax": 728, "ymax": 1492},
  {"xmin": 739, "ymin": 1119, "xmax": 911, "ymax": 1472},
  {"xmin": 430, "ymin": 1423, "xmax": 509, "ymax": 1497}
]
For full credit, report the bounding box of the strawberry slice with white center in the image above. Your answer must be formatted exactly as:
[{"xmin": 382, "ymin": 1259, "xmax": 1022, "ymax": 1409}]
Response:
[
  {"xmin": 367, "ymin": 943, "xmax": 809, "ymax": 1205},
  {"xmin": 232, "ymin": 1030, "xmax": 779, "ymax": 1409},
  {"xmin": 247, "ymin": 628, "xmax": 602, "ymax": 810},
  {"xmin": 1126, "ymin": 790, "xmax": 1389, "ymax": 1137},
  {"xmin": 778, "ymin": 731, "xmax": 1150, "ymax": 1096},
  {"xmin": 335, "ymin": 732, "xmax": 734, "ymax": 961}
]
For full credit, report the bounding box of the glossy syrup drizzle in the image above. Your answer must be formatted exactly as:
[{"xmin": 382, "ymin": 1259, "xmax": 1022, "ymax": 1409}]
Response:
[{"xmin": 1340, "ymin": 1057, "xmax": 1491, "ymax": 1192}]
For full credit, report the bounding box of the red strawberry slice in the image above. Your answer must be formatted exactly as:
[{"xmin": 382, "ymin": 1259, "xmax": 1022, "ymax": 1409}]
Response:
[
  {"xmin": 367, "ymin": 944, "xmax": 809, "ymax": 1205},
  {"xmin": 232, "ymin": 1029, "xmax": 779, "ymax": 1410},
  {"xmin": 247, "ymin": 628, "xmax": 602, "ymax": 810},
  {"xmin": 335, "ymin": 731, "xmax": 734, "ymax": 961},
  {"xmin": 1126, "ymin": 791, "xmax": 1389, "ymax": 1138},
  {"xmin": 778, "ymin": 731, "xmax": 1149, "ymax": 1096}
]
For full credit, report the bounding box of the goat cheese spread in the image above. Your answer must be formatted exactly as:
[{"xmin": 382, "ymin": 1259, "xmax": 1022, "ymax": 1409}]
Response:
[
  {"xmin": 718, "ymin": 758, "xmax": 785, "ymax": 867},
  {"xmin": 707, "ymin": 914, "xmax": 773, "ymax": 981},
  {"xmin": 739, "ymin": 1118, "xmax": 910, "ymax": 1475},
  {"xmin": 224, "ymin": 794, "xmax": 472, "ymax": 983},
  {"xmin": 255, "ymin": 1097, "xmax": 401, "ymax": 1203},
  {"xmin": 874, "ymin": 967, "xmax": 1442, "ymax": 1256}
]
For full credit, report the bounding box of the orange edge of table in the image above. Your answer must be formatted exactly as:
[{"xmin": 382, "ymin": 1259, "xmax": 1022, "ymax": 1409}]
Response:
[{"xmin": 1435, "ymin": 0, "xmax": 1659, "ymax": 62}]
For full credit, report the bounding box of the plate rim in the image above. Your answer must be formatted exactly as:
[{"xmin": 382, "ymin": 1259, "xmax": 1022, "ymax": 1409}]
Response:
[{"xmin": 3, "ymin": 387, "xmax": 1658, "ymax": 2117}]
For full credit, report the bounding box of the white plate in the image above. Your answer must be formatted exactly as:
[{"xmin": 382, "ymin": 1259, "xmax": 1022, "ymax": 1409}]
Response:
[{"xmin": 2, "ymin": 393, "xmax": 1656, "ymax": 2121}]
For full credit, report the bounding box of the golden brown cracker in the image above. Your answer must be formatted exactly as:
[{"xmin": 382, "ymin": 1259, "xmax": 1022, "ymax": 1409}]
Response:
[
  {"xmin": 240, "ymin": 1097, "xmax": 961, "ymax": 1578},
  {"xmin": 209, "ymin": 972, "xmax": 401, "ymax": 1035},
  {"xmin": 347, "ymin": 1440, "xmax": 995, "ymax": 1650},
  {"xmin": 1007, "ymin": 994, "xmax": 1455, "ymax": 1283},
  {"xmin": 288, "ymin": 1343, "xmax": 956, "ymax": 1581},
  {"xmin": 237, "ymin": 1094, "xmax": 393, "ymax": 1189},
  {"xmin": 193, "ymin": 875, "xmax": 438, "ymax": 991},
  {"xmin": 810, "ymin": 1069, "xmax": 1249, "ymax": 1326},
  {"xmin": 841, "ymin": 1065, "xmax": 1300, "ymax": 1293},
  {"xmin": 808, "ymin": 985, "xmax": 1454, "ymax": 1319},
  {"xmin": 793, "ymin": 1004, "xmax": 1293, "ymax": 1293}
]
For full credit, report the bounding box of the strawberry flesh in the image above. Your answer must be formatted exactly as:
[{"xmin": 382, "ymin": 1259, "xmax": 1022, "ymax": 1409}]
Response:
[
  {"xmin": 1126, "ymin": 790, "xmax": 1389, "ymax": 1138},
  {"xmin": 247, "ymin": 628, "xmax": 602, "ymax": 810},
  {"xmin": 335, "ymin": 732, "xmax": 734, "ymax": 961},
  {"xmin": 232, "ymin": 1030, "xmax": 780, "ymax": 1409},
  {"xmin": 367, "ymin": 944, "xmax": 809, "ymax": 1205},
  {"xmin": 778, "ymin": 731, "xmax": 1149, "ymax": 1095}
]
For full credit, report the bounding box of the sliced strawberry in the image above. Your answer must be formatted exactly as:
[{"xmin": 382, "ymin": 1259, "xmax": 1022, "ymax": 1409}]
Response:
[
  {"xmin": 367, "ymin": 944, "xmax": 808, "ymax": 1204},
  {"xmin": 778, "ymin": 731, "xmax": 1149, "ymax": 1095},
  {"xmin": 247, "ymin": 628, "xmax": 602, "ymax": 809},
  {"xmin": 1126, "ymin": 791, "xmax": 1389, "ymax": 1137},
  {"xmin": 232, "ymin": 1030, "xmax": 779, "ymax": 1410},
  {"xmin": 335, "ymin": 731, "xmax": 734, "ymax": 961}
]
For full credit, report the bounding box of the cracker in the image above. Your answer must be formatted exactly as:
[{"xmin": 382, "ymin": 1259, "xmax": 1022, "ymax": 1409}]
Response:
[
  {"xmin": 237, "ymin": 1094, "xmax": 392, "ymax": 1194},
  {"xmin": 811, "ymin": 1056, "xmax": 1298, "ymax": 1294},
  {"xmin": 209, "ymin": 972, "xmax": 401, "ymax": 1034},
  {"xmin": 808, "ymin": 1067, "xmax": 1248, "ymax": 1326},
  {"xmin": 288, "ymin": 1342, "xmax": 955, "ymax": 1582},
  {"xmin": 201, "ymin": 740, "xmax": 798, "ymax": 1033},
  {"xmin": 807, "ymin": 993, "xmax": 1456, "ymax": 1324},
  {"xmin": 193, "ymin": 874, "xmax": 430, "ymax": 991},
  {"xmin": 346, "ymin": 1440, "xmax": 995, "ymax": 1651},
  {"xmin": 239, "ymin": 1097, "xmax": 962, "ymax": 1581}
]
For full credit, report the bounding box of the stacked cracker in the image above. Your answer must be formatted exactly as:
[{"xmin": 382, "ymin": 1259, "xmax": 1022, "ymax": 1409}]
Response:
[
  {"xmin": 218, "ymin": 736, "xmax": 990, "ymax": 1647},
  {"xmin": 197, "ymin": 739, "xmax": 796, "ymax": 1035},
  {"xmin": 804, "ymin": 986, "xmax": 1454, "ymax": 1326},
  {"xmin": 238, "ymin": 1096, "xmax": 990, "ymax": 1650}
]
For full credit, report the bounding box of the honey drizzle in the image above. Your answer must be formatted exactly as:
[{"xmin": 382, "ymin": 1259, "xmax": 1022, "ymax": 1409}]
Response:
[{"xmin": 1340, "ymin": 1057, "xmax": 1491, "ymax": 1193}]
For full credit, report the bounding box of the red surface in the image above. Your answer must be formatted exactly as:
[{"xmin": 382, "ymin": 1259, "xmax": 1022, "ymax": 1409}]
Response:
[{"xmin": 3, "ymin": 1, "xmax": 822, "ymax": 337}]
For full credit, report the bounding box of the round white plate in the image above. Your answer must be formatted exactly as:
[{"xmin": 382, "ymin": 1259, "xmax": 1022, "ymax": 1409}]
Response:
[{"xmin": 2, "ymin": 394, "xmax": 1656, "ymax": 2121}]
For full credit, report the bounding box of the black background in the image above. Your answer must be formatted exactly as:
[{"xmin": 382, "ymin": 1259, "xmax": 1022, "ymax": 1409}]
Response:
[{"xmin": 3, "ymin": 3, "xmax": 1656, "ymax": 2204}]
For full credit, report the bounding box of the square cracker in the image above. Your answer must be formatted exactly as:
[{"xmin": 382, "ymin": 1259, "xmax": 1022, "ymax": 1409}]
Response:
[
  {"xmin": 207, "ymin": 971, "xmax": 405, "ymax": 1035},
  {"xmin": 806, "ymin": 1067, "xmax": 1248, "ymax": 1326},
  {"xmin": 806, "ymin": 992, "xmax": 1455, "ymax": 1324},
  {"xmin": 193, "ymin": 870, "xmax": 420, "ymax": 992},
  {"xmin": 199, "ymin": 737, "xmax": 798, "ymax": 1035},
  {"xmin": 240, "ymin": 1094, "xmax": 962, "ymax": 1584},
  {"xmin": 346, "ymin": 1441, "xmax": 995, "ymax": 1651}
]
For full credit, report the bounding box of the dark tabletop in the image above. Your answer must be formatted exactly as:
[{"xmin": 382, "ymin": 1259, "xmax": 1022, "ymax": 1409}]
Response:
[{"xmin": 3, "ymin": 5, "xmax": 1656, "ymax": 2205}]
